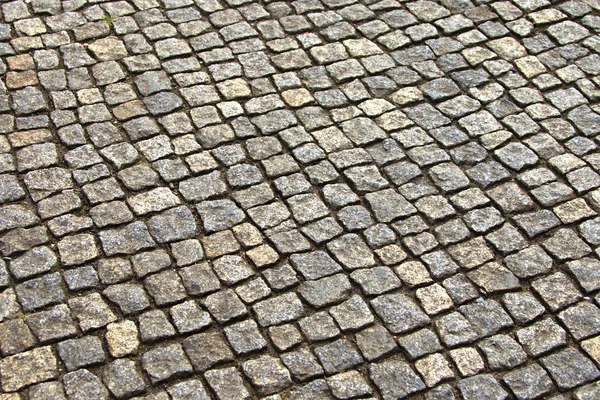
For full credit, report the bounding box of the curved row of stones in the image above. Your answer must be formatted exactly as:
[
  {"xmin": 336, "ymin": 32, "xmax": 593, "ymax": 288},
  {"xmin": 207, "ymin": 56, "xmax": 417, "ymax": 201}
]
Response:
[{"xmin": 1, "ymin": 0, "xmax": 600, "ymax": 399}]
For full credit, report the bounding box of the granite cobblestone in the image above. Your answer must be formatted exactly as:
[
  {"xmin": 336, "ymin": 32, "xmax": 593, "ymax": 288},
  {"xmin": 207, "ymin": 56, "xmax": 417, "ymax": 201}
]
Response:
[{"xmin": 0, "ymin": 0, "xmax": 599, "ymax": 398}]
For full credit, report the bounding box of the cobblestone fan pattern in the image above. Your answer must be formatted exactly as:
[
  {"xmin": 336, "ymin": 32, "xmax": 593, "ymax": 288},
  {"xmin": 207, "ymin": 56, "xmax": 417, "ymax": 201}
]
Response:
[{"xmin": 2, "ymin": 0, "xmax": 600, "ymax": 398}]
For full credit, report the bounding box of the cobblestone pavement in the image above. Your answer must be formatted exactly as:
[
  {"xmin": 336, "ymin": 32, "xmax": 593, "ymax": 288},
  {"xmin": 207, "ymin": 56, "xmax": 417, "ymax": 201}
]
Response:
[{"xmin": 1, "ymin": 0, "xmax": 600, "ymax": 399}]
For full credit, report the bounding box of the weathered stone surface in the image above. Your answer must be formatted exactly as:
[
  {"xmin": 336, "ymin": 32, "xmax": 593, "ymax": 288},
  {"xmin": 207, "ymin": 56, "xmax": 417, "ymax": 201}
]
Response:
[
  {"xmin": 68, "ymin": 293, "xmax": 117, "ymax": 332},
  {"xmin": 371, "ymin": 293, "xmax": 430, "ymax": 334},
  {"xmin": 458, "ymin": 375, "xmax": 508, "ymax": 400},
  {"xmin": 8, "ymin": 245, "xmax": 56, "ymax": 280},
  {"xmin": 502, "ymin": 364, "xmax": 554, "ymax": 400},
  {"xmin": 136, "ymin": 309, "xmax": 174, "ymax": 344},
  {"xmin": 0, "ymin": 346, "xmax": 57, "ymax": 392},
  {"xmin": 57, "ymin": 233, "xmax": 99, "ymax": 266},
  {"xmin": 57, "ymin": 336, "xmax": 105, "ymax": 371},
  {"xmin": 15, "ymin": 272, "xmax": 65, "ymax": 312},
  {"xmin": 327, "ymin": 234, "xmax": 376, "ymax": 270},
  {"xmin": 0, "ymin": 2, "xmax": 598, "ymax": 397},
  {"xmin": 516, "ymin": 318, "xmax": 567, "ymax": 357},
  {"xmin": 182, "ymin": 330, "xmax": 234, "ymax": 372},
  {"xmin": 435, "ymin": 312, "xmax": 479, "ymax": 347},
  {"xmin": 242, "ymin": 355, "xmax": 291, "ymax": 395},
  {"xmin": 205, "ymin": 367, "xmax": 251, "ymax": 400},
  {"xmin": 541, "ymin": 348, "xmax": 600, "ymax": 390},
  {"xmin": 98, "ymin": 222, "xmax": 156, "ymax": 255},
  {"xmin": 141, "ymin": 344, "xmax": 193, "ymax": 384},
  {"xmin": 147, "ymin": 206, "xmax": 196, "ymax": 243},
  {"xmin": 370, "ymin": 360, "xmax": 426, "ymax": 399},
  {"xmin": 63, "ymin": 369, "xmax": 109, "ymax": 400},
  {"xmin": 328, "ymin": 370, "xmax": 372, "ymax": 399},
  {"xmin": 103, "ymin": 359, "xmax": 146, "ymax": 398},
  {"xmin": 280, "ymin": 347, "xmax": 324, "ymax": 381},
  {"xmin": 252, "ymin": 292, "xmax": 305, "ymax": 327},
  {"xmin": 179, "ymin": 171, "xmax": 227, "ymax": 201},
  {"xmin": 106, "ymin": 320, "xmax": 139, "ymax": 357},
  {"xmin": 298, "ymin": 273, "xmax": 352, "ymax": 308}
]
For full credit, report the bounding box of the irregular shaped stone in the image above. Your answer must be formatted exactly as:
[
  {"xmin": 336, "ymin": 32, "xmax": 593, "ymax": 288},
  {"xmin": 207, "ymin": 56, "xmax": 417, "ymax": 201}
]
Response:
[
  {"xmin": 458, "ymin": 375, "xmax": 508, "ymax": 400},
  {"xmin": 0, "ymin": 204, "xmax": 39, "ymax": 232},
  {"xmin": 298, "ymin": 273, "xmax": 352, "ymax": 308},
  {"xmin": 327, "ymin": 234, "xmax": 376, "ymax": 270},
  {"xmin": 371, "ymin": 293, "xmax": 430, "ymax": 334},
  {"xmin": 290, "ymin": 251, "xmax": 342, "ymax": 280},
  {"xmin": 98, "ymin": 221, "xmax": 156, "ymax": 255},
  {"xmin": 68, "ymin": 293, "xmax": 117, "ymax": 332},
  {"xmin": 57, "ymin": 233, "xmax": 99, "ymax": 266},
  {"xmin": 477, "ymin": 334, "xmax": 527, "ymax": 371},
  {"xmin": 103, "ymin": 359, "xmax": 146, "ymax": 398},
  {"xmin": 205, "ymin": 367, "xmax": 251, "ymax": 400},
  {"xmin": 63, "ymin": 369, "xmax": 109, "ymax": 400},
  {"xmin": 558, "ymin": 302, "xmax": 600, "ymax": 340},
  {"xmin": 435, "ymin": 312, "xmax": 479, "ymax": 347},
  {"xmin": 252, "ymin": 292, "xmax": 305, "ymax": 327},
  {"xmin": 541, "ymin": 348, "xmax": 600, "ymax": 390},
  {"xmin": 370, "ymin": 360, "xmax": 426, "ymax": 400},
  {"xmin": 147, "ymin": 206, "xmax": 196, "ymax": 243},
  {"xmin": 15, "ymin": 272, "xmax": 65, "ymax": 312},
  {"xmin": 502, "ymin": 363, "xmax": 554, "ymax": 400},
  {"xmin": 8, "ymin": 246, "xmax": 57, "ymax": 280},
  {"xmin": 182, "ymin": 330, "xmax": 234, "ymax": 372},
  {"xmin": 142, "ymin": 344, "xmax": 193, "ymax": 384},
  {"xmin": 0, "ymin": 346, "xmax": 57, "ymax": 392},
  {"xmin": 179, "ymin": 171, "xmax": 227, "ymax": 201},
  {"xmin": 105, "ymin": 320, "xmax": 139, "ymax": 357},
  {"xmin": 103, "ymin": 283, "xmax": 150, "ymax": 315},
  {"xmin": 203, "ymin": 289, "xmax": 247, "ymax": 323},
  {"xmin": 88, "ymin": 37, "xmax": 128, "ymax": 61},
  {"xmin": 243, "ymin": 355, "xmax": 291, "ymax": 395},
  {"xmin": 57, "ymin": 336, "xmax": 105, "ymax": 372}
]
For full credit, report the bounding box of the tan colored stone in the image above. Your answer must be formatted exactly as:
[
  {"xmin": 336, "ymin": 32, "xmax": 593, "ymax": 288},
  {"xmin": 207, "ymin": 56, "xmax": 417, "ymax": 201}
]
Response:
[
  {"xmin": 232, "ymin": 223, "xmax": 263, "ymax": 247},
  {"xmin": 282, "ymin": 88, "xmax": 314, "ymax": 107},
  {"xmin": 487, "ymin": 37, "xmax": 527, "ymax": 60},
  {"xmin": 106, "ymin": 320, "xmax": 139, "ymax": 357},
  {"xmin": 415, "ymin": 353, "xmax": 455, "ymax": 387},
  {"xmin": 6, "ymin": 54, "xmax": 34, "ymax": 70},
  {"xmin": 6, "ymin": 70, "xmax": 38, "ymax": 89},
  {"xmin": 582, "ymin": 335, "xmax": 600, "ymax": 365},
  {"xmin": 88, "ymin": 36, "xmax": 128, "ymax": 61},
  {"xmin": 202, "ymin": 230, "xmax": 241, "ymax": 258},
  {"xmin": 112, "ymin": 100, "xmax": 148, "ymax": 121},
  {"xmin": 246, "ymin": 244, "xmax": 279, "ymax": 267},
  {"xmin": 217, "ymin": 78, "xmax": 251, "ymax": 99},
  {"xmin": 8, "ymin": 129, "xmax": 53, "ymax": 148},
  {"xmin": 515, "ymin": 56, "xmax": 547, "ymax": 78},
  {"xmin": 390, "ymin": 87, "xmax": 424, "ymax": 105},
  {"xmin": 0, "ymin": 346, "xmax": 58, "ymax": 392},
  {"xmin": 450, "ymin": 347, "xmax": 485, "ymax": 377}
]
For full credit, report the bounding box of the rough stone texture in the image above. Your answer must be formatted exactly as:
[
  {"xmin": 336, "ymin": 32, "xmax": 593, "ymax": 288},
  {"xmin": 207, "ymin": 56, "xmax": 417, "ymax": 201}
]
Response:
[
  {"xmin": 371, "ymin": 293, "xmax": 430, "ymax": 334},
  {"xmin": 370, "ymin": 360, "xmax": 426, "ymax": 399},
  {"xmin": 0, "ymin": 1, "xmax": 598, "ymax": 398},
  {"xmin": 458, "ymin": 374, "xmax": 509, "ymax": 400},
  {"xmin": 541, "ymin": 348, "xmax": 600, "ymax": 390},
  {"xmin": 62, "ymin": 369, "xmax": 109, "ymax": 400},
  {"xmin": 502, "ymin": 364, "xmax": 555, "ymax": 400},
  {"xmin": 57, "ymin": 336, "xmax": 105, "ymax": 371},
  {"xmin": 242, "ymin": 355, "xmax": 291, "ymax": 395},
  {"xmin": 205, "ymin": 367, "xmax": 251, "ymax": 400},
  {"xmin": 103, "ymin": 359, "xmax": 146, "ymax": 398},
  {"xmin": 141, "ymin": 344, "xmax": 193, "ymax": 384},
  {"xmin": 252, "ymin": 293, "xmax": 305, "ymax": 327},
  {"xmin": 182, "ymin": 330, "xmax": 234, "ymax": 372},
  {"xmin": 0, "ymin": 346, "xmax": 57, "ymax": 392}
]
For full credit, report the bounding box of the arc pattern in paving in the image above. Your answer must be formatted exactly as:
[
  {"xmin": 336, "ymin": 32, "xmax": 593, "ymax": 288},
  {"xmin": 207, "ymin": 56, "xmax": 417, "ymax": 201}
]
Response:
[{"xmin": 0, "ymin": 0, "xmax": 600, "ymax": 399}]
